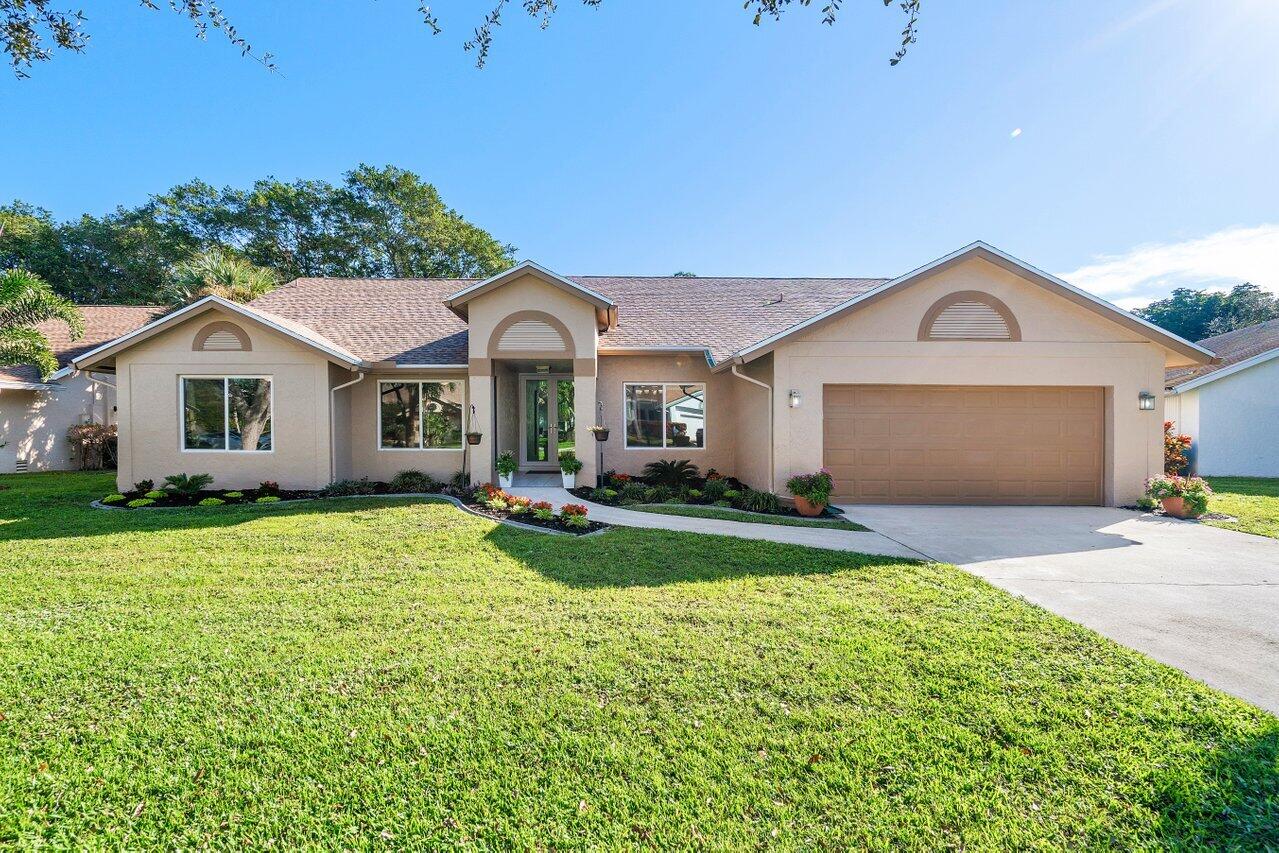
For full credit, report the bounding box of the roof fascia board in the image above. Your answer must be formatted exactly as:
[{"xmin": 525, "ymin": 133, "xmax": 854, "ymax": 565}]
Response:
[
  {"xmin": 730, "ymin": 242, "xmax": 1215, "ymax": 365},
  {"xmin": 70, "ymin": 296, "xmax": 366, "ymax": 372},
  {"xmin": 599, "ymin": 346, "xmax": 716, "ymax": 368},
  {"xmin": 1169, "ymin": 347, "xmax": 1279, "ymax": 393}
]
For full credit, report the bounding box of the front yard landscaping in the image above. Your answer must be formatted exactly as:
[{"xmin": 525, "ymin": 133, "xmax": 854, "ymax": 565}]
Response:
[
  {"xmin": 1205, "ymin": 476, "xmax": 1279, "ymax": 540},
  {"xmin": 630, "ymin": 503, "xmax": 869, "ymax": 530},
  {"xmin": 1, "ymin": 472, "xmax": 1276, "ymax": 848}
]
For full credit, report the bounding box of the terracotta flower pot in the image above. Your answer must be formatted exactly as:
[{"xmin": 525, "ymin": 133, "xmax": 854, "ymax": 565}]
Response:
[
  {"xmin": 1160, "ymin": 496, "xmax": 1200, "ymax": 519},
  {"xmin": 793, "ymin": 495, "xmax": 826, "ymax": 517}
]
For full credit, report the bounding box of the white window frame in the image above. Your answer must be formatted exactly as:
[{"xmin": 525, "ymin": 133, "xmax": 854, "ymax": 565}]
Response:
[
  {"xmin": 376, "ymin": 379, "xmax": 467, "ymax": 452},
  {"xmin": 179, "ymin": 375, "xmax": 275, "ymax": 453},
  {"xmin": 622, "ymin": 381, "xmax": 708, "ymax": 450}
]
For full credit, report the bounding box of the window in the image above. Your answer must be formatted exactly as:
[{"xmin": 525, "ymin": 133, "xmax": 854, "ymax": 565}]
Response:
[
  {"xmin": 181, "ymin": 377, "xmax": 272, "ymax": 451},
  {"xmin": 379, "ymin": 381, "xmax": 464, "ymax": 449},
  {"xmin": 624, "ymin": 383, "xmax": 705, "ymax": 449}
]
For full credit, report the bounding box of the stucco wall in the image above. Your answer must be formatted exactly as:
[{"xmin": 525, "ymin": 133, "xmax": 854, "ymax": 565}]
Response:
[
  {"xmin": 767, "ymin": 257, "xmax": 1169, "ymax": 506},
  {"xmin": 1184, "ymin": 356, "xmax": 1279, "ymax": 476},
  {"xmin": 343, "ymin": 371, "xmax": 470, "ymax": 482},
  {"xmin": 728, "ymin": 354, "xmax": 775, "ymax": 492},
  {"xmin": 0, "ymin": 373, "xmax": 114, "ymax": 473},
  {"xmin": 595, "ymin": 353, "xmax": 738, "ymax": 479},
  {"xmin": 115, "ymin": 309, "xmax": 334, "ymax": 491}
]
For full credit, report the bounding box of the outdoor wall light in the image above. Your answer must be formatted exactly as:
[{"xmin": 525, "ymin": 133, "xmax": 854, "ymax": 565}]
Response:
[
  {"xmin": 788, "ymin": 389, "xmax": 802, "ymax": 408},
  {"xmin": 1138, "ymin": 391, "xmax": 1157, "ymax": 411}
]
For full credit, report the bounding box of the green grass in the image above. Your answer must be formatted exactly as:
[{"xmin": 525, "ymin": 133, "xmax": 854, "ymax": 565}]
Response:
[
  {"xmin": 1205, "ymin": 476, "xmax": 1279, "ymax": 540},
  {"xmin": 1, "ymin": 472, "xmax": 1275, "ymax": 848},
  {"xmin": 631, "ymin": 503, "xmax": 869, "ymax": 531}
]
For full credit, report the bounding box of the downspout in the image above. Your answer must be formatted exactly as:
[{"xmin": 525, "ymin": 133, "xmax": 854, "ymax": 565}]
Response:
[
  {"xmin": 329, "ymin": 372, "xmax": 365, "ymax": 483},
  {"xmin": 730, "ymin": 363, "xmax": 774, "ymax": 494}
]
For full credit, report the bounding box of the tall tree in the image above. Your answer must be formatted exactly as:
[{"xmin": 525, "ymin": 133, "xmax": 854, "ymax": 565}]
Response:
[
  {"xmin": 0, "ymin": 268, "xmax": 83, "ymax": 378},
  {"xmin": 1135, "ymin": 283, "xmax": 1279, "ymax": 341},
  {"xmin": 2, "ymin": 1, "xmax": 921, "ymax": 76}
]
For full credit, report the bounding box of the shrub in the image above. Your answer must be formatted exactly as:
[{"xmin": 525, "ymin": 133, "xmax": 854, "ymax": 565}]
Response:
[
  {"xmin": 787, "ymin": 469, "xmax": 834, "ymax": 506},
  {"xmin": 319, "ymin": 478, "xmax": 379, "ymax": 497},
  {"xmin": 739, "ymin": 489, "xmax": 782, "ymax": 514},
  {"xmin": 559, "ymin": 451, "xmax": 583, "ymax": 474},
  {"xmin": 560, "ymin": 504, "xmax": 589, "ymax": 526},
  {"xmin": 1136, "ymin": 495, "xmax": 1158, "ymax": 511},
  {"xmin": 563, "ymin": 514, "xmax": 589, "ymax": 529},
  {"xmin": 133, "ymin": 479, "xmax": 154, "ymax": 494},
  {"xmin": 391, "ymin": 470, "xmax": 441, "ymax": 493},
  {"xmin": 198, "ymin": 497, "xmax": 226, "ymax": 507},
  {"xmin": 255, "ymin": 495, "xmax": 281, "ymax": 504},
  {"xmin": 589, "ymin": 487, "xmax": 617, "ymax": 503},
  {"xmin": 164, "ymin": 473, "xmax": 214, "ymax": 497},
  {"xmin": 67, "ymin": 422, "xmax": 117, "ymax": 470},
  {"xmin": 126, "ymin": 498, "xmax": 155, "ymax": 508},
  {"xmin": 686, "ymin": 488, "xmax": 703, "ymax": 502},
  {"xmin": 1145, "ymin": 475, "xmax": 1212, "ymax": 516},
  {"xmin": 473, "ymin": 483, "xmax": 505, "ymax": 503},
  {"xmin": 495, "ymin": 452, "xmax": 518, "ymax": 477},
  {"xmin": 531, "ymin": 501, "xmax": 554, "ymax": 521},
  {"xmin": 223, "ymin": 491, "xmax": 244, "ymax": 499},
  {"xmin": 713, "ymin": 499, "xmax": 733, "ymax": 507},
  {"xmin": 507, "ymin": 495, "xmax": 532, "ymax": 514},
  {"xmin": 705, "ymin": 469, "xmax": 725, "ymax": 481},
  {"xmin": 619, "ymin": 482, "xmax": 648, "ymax": 504},
  {"xmin": 643, "ymin": 459, "xmax": 699, "ymax": 487},
  {"xmin": 486, "ymin": 496, "xmax": 509, "ymax": 511},
  {"xmin": 102, "ymin": 494, "xmax": 126, "ymax": 504},
  {"xmin": 607, "ymin": 472, "xmax": 632, "ymax": 488},
  {"xmin": 144, "ymin": 490, "xmax": 166, "ymax": 499},
  {"xmin": 258, "ymin": 480, "xmax": 280, "ymax": 496},
  {"xmin": 644, "ymin": 485, "xmax": 674, "ymax": 504},
  {"xmin": 449, "ymin": 470, "xmax": 471, "ymax": 490},
  {"xmin": 701, "ymin": 479, "xmax": 728, "ymax": 502},
  {"xmin": 1164, "ymin": 420, "xmax": 1192, "ymax": 474},
  {"xmin": 722, "ymin": 489, "xmax": 741, "ymax": 501}
]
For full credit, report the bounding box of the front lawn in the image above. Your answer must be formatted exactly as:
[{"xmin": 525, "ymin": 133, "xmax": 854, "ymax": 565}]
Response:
[
  {"xmin": 631, "ymin": 503, "xmax": 869, "ymax": 530},
  {"xmin": 1206, "ymin": 476, "xmax": 1279, "ymax": 540},
  {"xmin": 1, "ymin": 472, "xmax": 1275, "ymax": 848}
]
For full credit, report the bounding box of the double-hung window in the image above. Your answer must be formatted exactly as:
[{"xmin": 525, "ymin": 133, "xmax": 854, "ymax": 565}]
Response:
[
  {"xmin": 624, "ymin": 383, "xmax": 706, "ymax": 449},
  {"xmin": 181, "ymin": 377, "xmax": 273, "ymax": 451},
  {"xmin": 379, "ymin": 381, "xmax": 465, "ymax": 449}
]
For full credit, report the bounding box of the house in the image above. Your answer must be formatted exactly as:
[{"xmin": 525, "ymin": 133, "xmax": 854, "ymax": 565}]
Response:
[
  {"xmin": 64, "ymin": 242, "xmax": 1213, "ymax": 505},
  {"xmin": 1165, "ymin": 319, "xmax": 1279, "ymax": 477},
  {"xmin": 0, "ymin": 306, "xmax": 160, "ymax": 473}
]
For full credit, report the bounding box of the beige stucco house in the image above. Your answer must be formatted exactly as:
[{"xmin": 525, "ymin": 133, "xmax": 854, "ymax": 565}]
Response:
[
  {"xmin": 1, "ymin": 306, "xmax": 159, "ymax": 473},
  {"xmin": 65, "ymin": 243, "xmax": 1214, "ymax": 505}
]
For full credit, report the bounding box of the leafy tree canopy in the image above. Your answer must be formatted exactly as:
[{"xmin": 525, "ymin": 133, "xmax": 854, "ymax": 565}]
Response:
[
  {"xmin": 0, "ymin": 165, "xmax": 516, "ymax": 304},
  {"xmin": 1134, "ymin": 283, "xmax": 1279, "ymax": 342},
  {"xmin": 2, "ymin": 0, "xmax": 920, "ymax": 77}
]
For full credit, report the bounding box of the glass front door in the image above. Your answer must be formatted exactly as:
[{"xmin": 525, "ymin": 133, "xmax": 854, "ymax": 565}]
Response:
[{"xmin": 521, "ymin": 376, "xmax": 574, "ymax": 469}]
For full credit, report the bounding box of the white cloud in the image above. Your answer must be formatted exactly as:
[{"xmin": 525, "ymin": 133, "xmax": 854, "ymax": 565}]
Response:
[
  {"xmin": 1010, "ymin": 128, "xmax": 1022, "ymax": 139},
  {"xmin": 1059, "ymin": 224, "xmax": 1279, "ymax": 310}
]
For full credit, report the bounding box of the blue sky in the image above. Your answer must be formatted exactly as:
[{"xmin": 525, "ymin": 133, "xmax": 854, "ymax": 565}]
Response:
[{"xmin": 4, "ymin": 0, "xmax": 1277, "ymax": 307}]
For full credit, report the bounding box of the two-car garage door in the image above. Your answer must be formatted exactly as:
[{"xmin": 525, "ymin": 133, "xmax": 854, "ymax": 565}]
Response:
[{"xmin": 823, "ymin": 385, "xmax": 1104, "ymax": 505}]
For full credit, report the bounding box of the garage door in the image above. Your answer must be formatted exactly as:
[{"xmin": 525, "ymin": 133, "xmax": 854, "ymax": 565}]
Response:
[{"xmin": 823, "ymin": 385, "xmax": 1103, "ymax": 505}]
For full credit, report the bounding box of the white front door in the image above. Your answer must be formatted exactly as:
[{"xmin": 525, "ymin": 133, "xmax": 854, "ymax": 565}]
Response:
[{"xmin": 519, "ymin": 375, "xmax": 574, "ymax": 471}]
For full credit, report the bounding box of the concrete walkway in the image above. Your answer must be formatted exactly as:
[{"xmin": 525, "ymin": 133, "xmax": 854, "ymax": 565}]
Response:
[
  {"xmin": 838, "ymin": 504, "xmax": 1279, "ymax": 714},
  {"xmin": 512, "ymin": 480, "xmax": 924, "ymax": 560}
]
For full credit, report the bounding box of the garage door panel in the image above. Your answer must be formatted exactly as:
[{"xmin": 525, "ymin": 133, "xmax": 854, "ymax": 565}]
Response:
[{"xmin": 823, "ymin": 384, "xmax": 1103, "ymax": 505}]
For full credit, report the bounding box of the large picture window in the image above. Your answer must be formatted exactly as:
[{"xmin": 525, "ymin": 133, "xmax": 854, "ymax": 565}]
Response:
[
  {"xmin": 624, "ymin": 383, "xmax": 705, "ymax": 449},
  {"xmin": 379, "ymin": 381, "xmax": 464, "ymax": 450},
  {"xmin": 181, "ymin": 376, "xmax": 272, "ymax": 451}
]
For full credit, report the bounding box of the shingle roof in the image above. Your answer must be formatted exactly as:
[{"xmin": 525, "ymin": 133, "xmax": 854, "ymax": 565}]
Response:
[
  {"xmin": 249, "ymin": 275, "xmax": 889, "ymax": 366},
  {"xmin": 0, "ymin": 305, "xmax": 161, "ymax": 385},
  {"xmin": 1166, "ymin": 318, "xmax": 1279, "ymax": 389}
]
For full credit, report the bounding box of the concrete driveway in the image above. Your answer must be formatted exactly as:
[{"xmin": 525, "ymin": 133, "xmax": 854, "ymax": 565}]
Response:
[{"xmin": 838, "ymin": 505, "xmax": 1279, "ymax": 715}]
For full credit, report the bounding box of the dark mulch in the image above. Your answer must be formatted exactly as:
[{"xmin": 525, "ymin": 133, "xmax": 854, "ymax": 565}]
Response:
[
  {"xmin": 568, "ymin": 486, "xmax": 846, "ymax": 521},
  {"xmin": 462, "ymin": 502, "xmax": 607, "ymax": 535}
]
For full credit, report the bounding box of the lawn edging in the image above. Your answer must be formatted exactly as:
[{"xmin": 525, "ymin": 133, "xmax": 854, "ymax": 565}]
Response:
[{"xmin": 90, "ymin": 493, "xmax": 610, "ymax": 538}]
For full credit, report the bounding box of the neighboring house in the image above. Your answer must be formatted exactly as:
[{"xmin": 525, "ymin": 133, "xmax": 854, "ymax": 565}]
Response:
[
  {"xmin": 1165, "ymin": 319, "xmax": 1279, "ymax": 477},
  {"xmin": 66, "ymin": 242, "xmax": 1212, "ymax": 505},
  {"xmin": 0, "ymin": 306, "xmax": 161, "ymax": 473}
]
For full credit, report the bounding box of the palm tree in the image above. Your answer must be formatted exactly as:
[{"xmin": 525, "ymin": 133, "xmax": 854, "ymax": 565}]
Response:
[
  {"xmin": 0, "ymin": 268, "xmax": 83, "ymax": 379},
  {"xmin": 160, "ymin": 248, "xmax": 280, "ymax": 309}
]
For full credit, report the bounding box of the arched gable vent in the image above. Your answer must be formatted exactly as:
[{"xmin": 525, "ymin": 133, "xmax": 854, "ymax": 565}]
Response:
[
  {"xmin": 193, "ymin": 321, "xmax": 252, "ymax": 352},
  {"xmin": 497, "ymin": 320, "xmax": 566, "ymax": 352},
  {"xmin": 919, "ymin": 292, "xmax": 1021, "ymax": 341}
]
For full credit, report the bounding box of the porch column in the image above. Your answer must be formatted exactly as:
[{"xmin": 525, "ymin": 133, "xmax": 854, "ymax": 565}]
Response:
[
  {"xmin": 469, "ymin": 363, "xmax": 494, "ymax": 484},
  {"xmin": 573, "ymin": 360, "xmax": 598, "ymax": 486}
]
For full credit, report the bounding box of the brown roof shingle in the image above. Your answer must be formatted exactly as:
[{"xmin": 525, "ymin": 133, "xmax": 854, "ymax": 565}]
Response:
[
  {"xmin": 1166, "ymin": 318, "xmax": 1279, "ymax": 388},
  {"xmin": 0, "ymin": 305, "xmax": 162, "ymax": 385},
  {"xmin": 249, "ymin": 275, "xmax": 889, "ymax": 366}
]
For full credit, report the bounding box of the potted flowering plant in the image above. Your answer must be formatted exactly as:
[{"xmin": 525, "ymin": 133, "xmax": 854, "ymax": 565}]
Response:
[
  {"xmin": 786, "ymin": 468, "xmax": 834, "ymax": 517},
  {"xmin": 1144, "ymin": 475, "xmax": 1212, "ymax": 519},
  {"xmin": 559, "ymin": 450, "xmax": 583, "ymax": 488},
  {"xmin": 495, "ymin": 451, "xmax": 517, "ymax": 489}
]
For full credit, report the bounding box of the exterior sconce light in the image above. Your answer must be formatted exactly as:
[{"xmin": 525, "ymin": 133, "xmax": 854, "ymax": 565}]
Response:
[
  {"xmin": 1138, "ymin": 391, "xmax": 1156, "ymax": 411},
  {"xmin": 788, "ymin": 389, "xmax": 802, "ymax": 408}
]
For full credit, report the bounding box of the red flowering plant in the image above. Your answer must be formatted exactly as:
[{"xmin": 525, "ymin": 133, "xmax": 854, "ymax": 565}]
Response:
[
  {"xmin": 1164, "ymin": 421, "xmax": 1192, "ymax": 474},
  {"xmin": 507, "ymin": 495, "xmax": 532, "ymax": 514},
  {"xmin": 559, "ymin": 503, "xmax": 590, "ymax": 529},
  {"xmin": 530, "ymin": 500, "xmax": 555, "ymax": 521}
]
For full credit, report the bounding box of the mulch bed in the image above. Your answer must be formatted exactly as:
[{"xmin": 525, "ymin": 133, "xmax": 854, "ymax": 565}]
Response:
[
  {"xmin": 568, "ymin": 487, "xmax": 847, "ymax": 521},
  {"xmin": 463, "ymin": 502, "xmax": 609, "ymax": 534}
]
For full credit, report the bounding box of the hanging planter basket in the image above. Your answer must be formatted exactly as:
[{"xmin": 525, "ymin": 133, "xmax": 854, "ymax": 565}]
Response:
[{"xmin": 465, "ymin": 432, "xmax": 483, "ymax": 446}]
